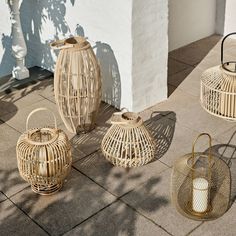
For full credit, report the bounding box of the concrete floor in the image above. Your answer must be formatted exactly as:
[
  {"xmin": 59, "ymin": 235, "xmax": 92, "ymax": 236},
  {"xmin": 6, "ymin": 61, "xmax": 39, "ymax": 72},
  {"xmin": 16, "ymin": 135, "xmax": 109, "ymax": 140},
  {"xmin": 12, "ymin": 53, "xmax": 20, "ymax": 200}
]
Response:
[{"xmin": 0, "ymin": 35, "xmax": 236, "ymax": 236}]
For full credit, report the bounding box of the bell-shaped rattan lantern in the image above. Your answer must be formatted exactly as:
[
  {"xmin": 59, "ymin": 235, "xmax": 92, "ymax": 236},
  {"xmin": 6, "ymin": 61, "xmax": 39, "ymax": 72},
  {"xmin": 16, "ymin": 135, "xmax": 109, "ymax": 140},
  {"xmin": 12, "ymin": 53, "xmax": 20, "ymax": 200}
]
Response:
[
  {"xmin": 171, "ymin": 133, "xmax": 230, "ymax": 221},
  {"xmin": 201, "ymin": 32, "xmax": 236, "ymax": 121},
  {"xmin": 16, "ymin": 108, "xmax": 72, "ymax": 195},
  {"xmin": 101, "ymin": 109, "xmax": 155, "ymax": 168},
  {"xmin": 51, "ymin": 36, "xmax": 101, "ymax": 134}
]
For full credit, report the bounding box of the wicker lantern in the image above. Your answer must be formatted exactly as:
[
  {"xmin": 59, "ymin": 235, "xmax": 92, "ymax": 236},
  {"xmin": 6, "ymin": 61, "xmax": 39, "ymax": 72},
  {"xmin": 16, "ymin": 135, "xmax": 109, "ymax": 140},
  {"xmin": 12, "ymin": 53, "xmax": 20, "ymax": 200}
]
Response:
[
  {"xmin": 200, "ymin": 32, "xmax": 236, "ymax": 121},
  {"xmin": 16, "ymin": 108, "xmax": 72, "ymax": 195},
  {"xmin": 171, "ymin": 133, "xmax": 230, "ymax": 221},
  {"xmin": 101, "ymin": 109, "xmax": 155, "ymax": 168},
  {"xmin": 51, "ymin": 36, "xmax": 101, "ymax": 134}
]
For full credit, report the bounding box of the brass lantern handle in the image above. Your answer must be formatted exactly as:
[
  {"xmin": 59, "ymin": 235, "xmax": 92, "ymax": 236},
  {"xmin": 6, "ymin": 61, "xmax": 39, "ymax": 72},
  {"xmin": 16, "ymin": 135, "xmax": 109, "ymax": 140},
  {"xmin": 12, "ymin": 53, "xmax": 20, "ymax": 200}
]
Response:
[
  {"xmin": 26, "ymin": 107, "xmax": 57, "ymax": 131},
  {"xmin": 221, "ymin": 32, "xmax": 236, "ymax": 71},
  {"xmin": 192, "ymin": 133, "xmax": 212, "ymax": 168}
]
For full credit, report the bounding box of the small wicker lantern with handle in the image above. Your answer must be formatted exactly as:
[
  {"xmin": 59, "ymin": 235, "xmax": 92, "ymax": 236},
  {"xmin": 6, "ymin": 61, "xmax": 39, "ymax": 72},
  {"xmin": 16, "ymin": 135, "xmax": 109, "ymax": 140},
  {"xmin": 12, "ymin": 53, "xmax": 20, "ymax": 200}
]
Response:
[
  {"xmin": 51, "ymin": 36, "xmax": 101, "ymax": 134},
  {"xmin": 200, "ymin": 32, "xmax": 236, "ymax": 121},
  {"xmin": 16, "ymin": 108, "xmax": 72, "ymax": 195},
  {"xmin": 101, "ymin": 109, "xmax": 155, "ymax": 168},
  {"xmin": 171, "ymin": 133, "xmax": 230, "ymax": 221}
]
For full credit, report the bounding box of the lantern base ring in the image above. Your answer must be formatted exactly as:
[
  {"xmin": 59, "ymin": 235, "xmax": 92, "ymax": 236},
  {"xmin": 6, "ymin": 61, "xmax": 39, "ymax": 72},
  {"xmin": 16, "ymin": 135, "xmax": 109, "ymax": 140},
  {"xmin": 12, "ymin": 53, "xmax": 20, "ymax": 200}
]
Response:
[
  {"xmin": 31, "ymin": 182, "xmax": 62, "ymax": 195},
  {"xmin": 186, "ymin": 201, "xmax": 213, "ymax": 219}
]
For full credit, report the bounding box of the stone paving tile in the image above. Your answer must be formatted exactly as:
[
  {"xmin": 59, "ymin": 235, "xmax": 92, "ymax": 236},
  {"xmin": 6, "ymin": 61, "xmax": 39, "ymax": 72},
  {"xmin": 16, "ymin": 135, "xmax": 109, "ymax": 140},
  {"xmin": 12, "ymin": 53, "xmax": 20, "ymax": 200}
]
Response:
[
  {"xmin": 64, "ymin": 201, "xmax": 170, "ymax": 236},
  {"xmin": 157, "ymin": 117, "xmax": 219, "ymax": 167},
  {"xmin": 152, "ymin": 89, "xmax": 236, "ymax": 138},
  {"xmin": 211, "ymin": 128, "xmax": 236, "ymax": 204},
  {"xmin": 121, "ymin": 168, "xmax": 201, "ymax": 236},
  {"xmin": 11, "ymin": 169, "xmax": 116, "ymax": 236},
  {"xmin": 168, "ymin": 57, "xmax": 190, "ymax": 76},
  {"xmin": 0, "ymin": 99, "xmax": 62, "ymax": 133},
  {"xmin": 168, "ymin": 66, "xmax": 194, "ymax": 88},
  {"xmin": 178, "ymin": 67, "xmax": 203, "ymax": 97},
  {"xmin": 0, "ymin": 122, "xmax": 29, "ymax": 197},
  {"xmin": 169, "ymin": 35, "xmax": 222, "ymax": 66},
  {"xmin": 190, "ymin": 202, "xmax": 236, "ymax": 236},
  {"xmin": 0, "ymin": 90, "xmax": 44, "ymax": 118},
  {"xmin": 70, "ymin": 103, "xmax": 116, "ymax": 157},
  {"xmin": 168, "ymin": 84, "xmax": 177, "ymax": 97},
  {"xmin": 74, "ymin": 150, "xmax": 169, "ymax": 197},
  {"xmin": 0, "ymin": 199, "xmax": 48, "ymax": 236},
  {"xmin": 0, "ymin": 191, "xmax": 7, "ymax": 202}
]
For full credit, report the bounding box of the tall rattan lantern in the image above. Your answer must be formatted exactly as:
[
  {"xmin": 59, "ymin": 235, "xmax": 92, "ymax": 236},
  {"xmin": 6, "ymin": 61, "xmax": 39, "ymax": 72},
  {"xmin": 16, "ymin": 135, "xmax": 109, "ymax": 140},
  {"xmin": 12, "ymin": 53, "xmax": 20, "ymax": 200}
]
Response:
[
  {"xmin": 171, "ymin": 133, "xmax": 230, "ymax": 221},
  {"xmin": 16, "ymin": 108, "xmax": 72, "ymax": 195},
  {"xmin": 101, "ymin": 109, "xmax": 155, "ymax": 168},
  {"xmin": 201, "ymin": 32, "xmax": 236, "ymax": 121},
  {"xmin": 51, "ymin": 36, "xmax": 101, "ymax": 134}
]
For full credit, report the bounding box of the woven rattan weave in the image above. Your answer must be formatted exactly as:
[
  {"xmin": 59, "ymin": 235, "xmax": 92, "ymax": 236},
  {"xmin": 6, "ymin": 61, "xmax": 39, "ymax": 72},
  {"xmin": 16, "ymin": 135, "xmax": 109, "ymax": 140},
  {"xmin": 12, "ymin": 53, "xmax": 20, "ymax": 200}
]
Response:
[
  {"xmin": 101, "ymin": 109, "xmax": 155, "ymax": 168},
  {"xmin": 201, "ymin": 32, "xmax": 236, "ymax": 121},
  {"xmin": 51, "ymin": 36, "xmax": 101, "ymax": 134},
  {"xmin": 16, "ymin": 108, "xmax": 72, "ymax": 195}
]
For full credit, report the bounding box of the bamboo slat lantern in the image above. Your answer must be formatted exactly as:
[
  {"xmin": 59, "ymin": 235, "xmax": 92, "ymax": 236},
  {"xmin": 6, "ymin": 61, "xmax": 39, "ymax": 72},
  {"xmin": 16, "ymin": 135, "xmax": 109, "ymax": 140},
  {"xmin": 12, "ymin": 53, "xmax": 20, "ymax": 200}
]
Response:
[
  {"xmin": 51, "ymin": 36, "xmax": 101, "ymax": 134},
  {"xmin": 16, "ymin": 108, "xmax": 72, "ymax": 195},
  {"xmin": 101, "ymin": 109, "xmax": 155, "ymax": 168},
  {"xmin": 200, "ymin": 32, "xmax": 236, "ymax": 121},
  {"xmin": 171, "ymin": 133, "xmax": 230, "ymax": 221}
]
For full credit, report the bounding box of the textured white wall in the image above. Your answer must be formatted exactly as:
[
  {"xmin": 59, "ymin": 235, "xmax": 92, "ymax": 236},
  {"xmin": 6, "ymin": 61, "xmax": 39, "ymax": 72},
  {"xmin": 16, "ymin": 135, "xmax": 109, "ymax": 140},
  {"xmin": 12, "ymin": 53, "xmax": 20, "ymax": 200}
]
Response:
[
  {"xmin": 216, "ymin": 0, "xmax": 226, "ymax": 35},
  {"xmin": 132, "ymin": 0, "xmax": 168, "ymax": 112},
  {"xmin": 1, "ymin": 0, "xmax": 133, "ymax": 110},
  {"xmin": 0, "ymin": 0, "xmax": 168, "ymax": 112},
  {"xmin": 224, "ymin": 0, "xmax": 236, "ymax": 35},
  {"xmin": 168, "ymin": 0, "xmax": 217, "ymax": 51}
]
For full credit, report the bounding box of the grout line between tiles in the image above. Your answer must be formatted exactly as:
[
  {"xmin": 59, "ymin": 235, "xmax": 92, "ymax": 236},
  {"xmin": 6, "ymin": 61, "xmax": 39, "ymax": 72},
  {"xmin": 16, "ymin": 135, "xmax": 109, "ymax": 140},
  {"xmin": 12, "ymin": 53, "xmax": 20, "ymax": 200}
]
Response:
[
  {"xmin": 60, "ymin": 199, "xmax": 120, "ymax": 236},
  {"xmin": 119, "ymin": 198, "xmax": 174, "ymax": 236},
  {"xmin": 72, "ymin": 164, "xmax": 117, "ymax": 198},
  {"xmin": 7, "ymin": 196, "xmax": 51, "ymax": 236},
  {"xmin": 168, "ymin": 56, "xmax": 198, "ymax": 68},
  {"xmin": 185, "ymin": 222, "xmax": 204, "ymax": 236},
  {"xmin": 72, "ymin": 148, "xmax": 100, "ymax": 165}
]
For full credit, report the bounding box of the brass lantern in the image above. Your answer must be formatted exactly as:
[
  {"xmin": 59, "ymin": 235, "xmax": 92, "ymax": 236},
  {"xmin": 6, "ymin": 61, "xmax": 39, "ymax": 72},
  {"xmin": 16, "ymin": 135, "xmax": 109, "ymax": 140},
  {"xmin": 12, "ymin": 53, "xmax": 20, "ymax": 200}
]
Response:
[
  {"xmin": 101, "ymin": 109, "xmax": 155, "ymax": 168},
  {"xmin": 171, "ymin": 133, "xmax": 230, "ymax": 221},
  {"xmin": 51, "ymin": 36, "xmax": 101, "ymax": 134},
  {"xmin": 16, "ymin": 108, "xmax": 72, "ymax": 195},
  {"xmin": 200, "ymin": 32, "xmax": 236, "ymax": 121}
]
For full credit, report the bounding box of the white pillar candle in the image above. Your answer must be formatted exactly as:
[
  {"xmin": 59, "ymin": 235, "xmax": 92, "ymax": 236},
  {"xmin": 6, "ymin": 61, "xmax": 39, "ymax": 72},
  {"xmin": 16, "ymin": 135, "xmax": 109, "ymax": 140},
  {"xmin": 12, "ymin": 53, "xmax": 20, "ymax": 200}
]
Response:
[
  {"xmin": 192, "ymin": 177, "xmax": 209, "ymax": 213},
  {"xmin": 38, "ymin": 148, "xmax": 48, "ymax": 177}
]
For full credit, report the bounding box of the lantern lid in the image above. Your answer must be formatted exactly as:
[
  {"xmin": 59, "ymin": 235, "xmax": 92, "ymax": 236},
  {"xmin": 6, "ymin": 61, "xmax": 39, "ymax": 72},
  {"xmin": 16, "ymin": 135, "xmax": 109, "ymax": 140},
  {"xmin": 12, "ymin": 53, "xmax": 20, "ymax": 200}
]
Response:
[
  {"xmin": 201, "ymin": 66, "xmax": 236, "ymax": 94},
  {"xmin": 65, "ymin": 36, "xmax": 91, "ymax": 50},
  {"xmin": 26, "ymin": 127, "xmax": 59, "ymax": 146},
  {"xmin": 111, "ymin": 111, "xmax": 143, "ymax": 127}
]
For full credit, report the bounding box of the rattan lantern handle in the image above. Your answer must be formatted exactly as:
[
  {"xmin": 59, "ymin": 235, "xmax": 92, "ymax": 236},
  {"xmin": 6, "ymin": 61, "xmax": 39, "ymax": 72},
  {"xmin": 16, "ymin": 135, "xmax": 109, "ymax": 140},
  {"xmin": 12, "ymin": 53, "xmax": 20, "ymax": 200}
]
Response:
[
  {"xmin": 50, "ymin": 39, "xmax": 74, "ymax": 50},
  {"xmin": 110, "ymin": 108, "xmax": 130, "ymax": 125},
  {"xmin": 26, "ymin": 107, "xmax": 57, "ymax": 131},
  {"xmin": 221, "ymin": 32, "xmax": 236, "ymax": 66},
  {"xmin": 192, "ymin": 133, "xmax": 212, "ymax": 168}
]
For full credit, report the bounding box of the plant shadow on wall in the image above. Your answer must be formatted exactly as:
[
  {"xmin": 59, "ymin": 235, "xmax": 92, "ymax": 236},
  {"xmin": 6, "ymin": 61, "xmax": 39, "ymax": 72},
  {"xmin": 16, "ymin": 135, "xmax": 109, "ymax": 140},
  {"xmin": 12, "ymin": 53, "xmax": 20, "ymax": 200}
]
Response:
[
  {"xmin": 0, "ymin": 0, "xmax": 122, "ymax": 112},
  {"xmin": 94, "ymin": 42, "xmax": 121, "ymax": 108},
  {"xmin": 204, "ymin": 130, "xmax": 236, "ymax": 206}
]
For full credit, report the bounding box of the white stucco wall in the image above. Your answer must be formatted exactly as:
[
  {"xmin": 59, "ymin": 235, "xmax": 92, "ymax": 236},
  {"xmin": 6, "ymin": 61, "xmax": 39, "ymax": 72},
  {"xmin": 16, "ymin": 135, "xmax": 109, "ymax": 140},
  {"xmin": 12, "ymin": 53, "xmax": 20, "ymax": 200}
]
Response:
[
  {"xmin": 216, "ymin": 0, "xmax": 226, "ymax": 35},
  {"xmin": 224, "ymin": 0, "xmax": 236, "ymax": 35},
  {"xmin": 0, "ymin": 0, "xmax": 168, "ymax": 112},
  {"xmin": 132, "ymin": 0, "xmax": 168, "ymax": 112},
  {"xmin": 168, "ymin": 0, "xmax": 217, "ymax": 51},
  {"xmin": 0, "ymin": 3, "xmax": 20, "ymax": 77}
]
